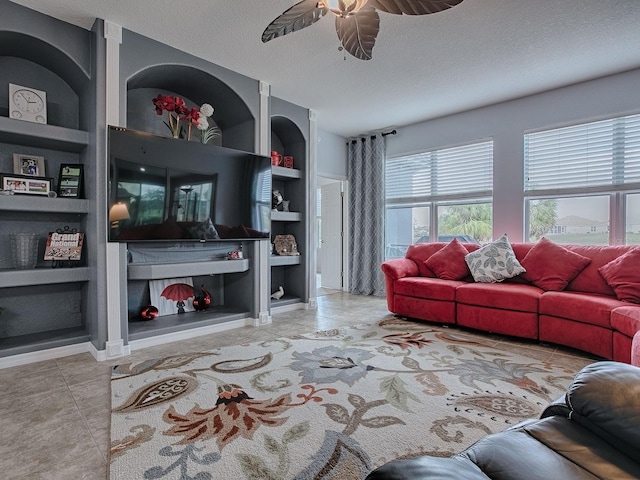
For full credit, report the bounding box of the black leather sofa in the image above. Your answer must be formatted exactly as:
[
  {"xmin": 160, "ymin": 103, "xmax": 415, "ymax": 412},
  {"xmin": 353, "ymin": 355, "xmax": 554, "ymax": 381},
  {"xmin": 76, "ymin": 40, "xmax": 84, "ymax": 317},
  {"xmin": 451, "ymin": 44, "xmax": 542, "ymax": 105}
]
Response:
[{"xmin": 365, "ymin": 361, "xmax": 640, "ymax": 480}]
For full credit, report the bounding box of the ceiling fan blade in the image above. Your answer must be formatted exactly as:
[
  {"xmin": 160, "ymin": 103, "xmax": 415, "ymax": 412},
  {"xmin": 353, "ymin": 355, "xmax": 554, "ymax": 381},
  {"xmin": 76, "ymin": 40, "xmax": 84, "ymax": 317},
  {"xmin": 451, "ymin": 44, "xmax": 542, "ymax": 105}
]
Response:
[
  {"xmin": 335, "ymin": 7, "xmax": 380, "ymax": 60},
  {"xmin": 262, "ymin": 0, "xmax": 328, "ymax": 43},
  {"xmin": 367, "ymin": 0, "xmax": 464, "ymax": 15}
]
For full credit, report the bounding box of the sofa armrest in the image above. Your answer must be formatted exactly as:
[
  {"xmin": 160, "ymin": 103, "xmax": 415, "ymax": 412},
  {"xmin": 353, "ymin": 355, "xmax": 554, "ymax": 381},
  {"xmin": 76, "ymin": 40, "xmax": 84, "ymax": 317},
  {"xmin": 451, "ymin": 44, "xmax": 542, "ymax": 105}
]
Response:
[
  {"xmin": 567, "ymin": 361, "xmax": 640, "ymax": 457},
  {"xmin": 365, "ymin": 455, "xmax": 490, "ymax": 480},
  {"xmin": 540, "ymin": 395, "xmax": 570, "ymax": 419},
  {"xmin": 381, "ymin": 258, "xmax": 419, "ymax": 280}
]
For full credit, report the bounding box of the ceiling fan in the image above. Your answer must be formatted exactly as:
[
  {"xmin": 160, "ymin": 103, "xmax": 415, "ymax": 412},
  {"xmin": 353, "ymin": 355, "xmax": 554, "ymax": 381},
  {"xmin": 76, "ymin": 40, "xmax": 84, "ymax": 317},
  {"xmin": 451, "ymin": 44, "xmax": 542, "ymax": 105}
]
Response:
[{"xmin": 262, "ymin": 0, "xmax": 465, "ymax": 61}]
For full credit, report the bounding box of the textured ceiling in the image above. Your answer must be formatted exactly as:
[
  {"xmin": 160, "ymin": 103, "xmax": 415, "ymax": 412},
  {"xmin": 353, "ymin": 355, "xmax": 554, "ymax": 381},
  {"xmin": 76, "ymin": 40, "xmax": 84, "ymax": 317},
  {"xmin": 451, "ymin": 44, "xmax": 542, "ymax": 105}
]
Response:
[{"xmin": 8, "ymin": 0, "xmax": 640, "ymax": 137}]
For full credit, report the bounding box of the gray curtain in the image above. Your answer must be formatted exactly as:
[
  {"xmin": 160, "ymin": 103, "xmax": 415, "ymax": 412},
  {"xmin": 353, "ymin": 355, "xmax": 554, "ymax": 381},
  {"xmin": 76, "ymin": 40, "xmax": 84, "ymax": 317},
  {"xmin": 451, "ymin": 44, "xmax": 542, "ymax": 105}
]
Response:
[{"xmin": 348, "ymin": 134, "xmax": 386, "ymax": 296}]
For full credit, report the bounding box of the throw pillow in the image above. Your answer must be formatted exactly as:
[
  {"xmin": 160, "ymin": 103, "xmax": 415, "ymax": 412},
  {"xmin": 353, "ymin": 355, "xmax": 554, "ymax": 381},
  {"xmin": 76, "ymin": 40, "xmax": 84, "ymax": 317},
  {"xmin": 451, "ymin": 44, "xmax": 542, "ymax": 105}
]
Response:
[
  {"xmin": 424, "ymin": 238, "xmax": 470, "ymax": 280},
  {"xmin": 188, "ymin": 218, "xmax": 220, "ymax": 240},
  {"xmin": 464, "ymin": 234, "xmax": 525, "ymax": 283},
  {"xmin": 598, "ymin": 248, "xmax": 640, "ymax": 303},
  {"xmin": 520, "ymin": 237, "xmax": 591, "ymax": 291}
]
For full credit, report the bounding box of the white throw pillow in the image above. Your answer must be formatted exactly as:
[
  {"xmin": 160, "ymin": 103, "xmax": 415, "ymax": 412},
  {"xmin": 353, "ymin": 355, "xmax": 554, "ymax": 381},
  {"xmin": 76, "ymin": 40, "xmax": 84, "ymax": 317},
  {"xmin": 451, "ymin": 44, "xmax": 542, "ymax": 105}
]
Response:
[{"xmin": 464, "ymin": 234, "xmax": 525, "ymax": 283}]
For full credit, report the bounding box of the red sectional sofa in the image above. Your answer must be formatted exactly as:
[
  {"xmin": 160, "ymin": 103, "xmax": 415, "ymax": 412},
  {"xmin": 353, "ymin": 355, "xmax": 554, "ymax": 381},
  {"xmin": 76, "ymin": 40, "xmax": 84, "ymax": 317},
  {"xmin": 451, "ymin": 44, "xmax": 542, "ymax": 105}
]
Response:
[{"xmin": 381, "ymin": 240, "xmax": 640, "ymax": 366}]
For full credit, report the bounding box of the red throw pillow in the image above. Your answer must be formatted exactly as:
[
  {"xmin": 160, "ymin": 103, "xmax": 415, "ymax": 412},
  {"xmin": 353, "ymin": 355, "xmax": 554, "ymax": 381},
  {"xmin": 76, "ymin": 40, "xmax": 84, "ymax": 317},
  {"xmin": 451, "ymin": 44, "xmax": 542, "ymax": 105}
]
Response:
[
  {"xmin": 598, "ymin": 248, "xmax": 640, "ymax": 303},
  {"xmin": 424, "ymin": 238, "xmax": 470, "ymax": 280},
  {"xmin": 520, "ymin": 237, "xmax": 591, "ymax": 291}
]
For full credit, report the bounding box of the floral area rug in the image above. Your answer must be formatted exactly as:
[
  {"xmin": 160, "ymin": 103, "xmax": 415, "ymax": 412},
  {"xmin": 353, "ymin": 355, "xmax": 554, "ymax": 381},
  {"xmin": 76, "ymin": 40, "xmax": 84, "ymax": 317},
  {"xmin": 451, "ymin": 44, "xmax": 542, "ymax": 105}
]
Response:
[{"xmin": 109, "ymin": 318, "xmax": 585, "ymax": 480}]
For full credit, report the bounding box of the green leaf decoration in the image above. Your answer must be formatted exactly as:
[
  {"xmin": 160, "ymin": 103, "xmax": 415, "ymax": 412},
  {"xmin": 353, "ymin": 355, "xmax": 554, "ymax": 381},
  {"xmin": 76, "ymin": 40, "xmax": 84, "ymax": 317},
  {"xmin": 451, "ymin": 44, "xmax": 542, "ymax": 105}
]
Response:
[
  {"xmin": 361, "ymin": 415, "xmax": 406, "ymax": 429},
  {"xmin": 236, "ymin": 454, "xmax": 278, "ymax": 480},
  {"xmin": 263, "ymin": 435, "xmax": 281, "ymax": 455},
  {"xmin": 323, "ymin": 403, "xmax": 351, "ymax": 424},
  {"xmin": 251, "ymin": 370, "xmax": 292, "ymax": 393},
  {"xmin": 401, "ymin": 356, "xmax": 421, "ymax": 370},
  {"xmin": 380, "ymin": 374, "xmax": 421, "ymax": 412},
  {"xmin": 282, "ymin": 421, "xmax": 310, "ymax": 444}
]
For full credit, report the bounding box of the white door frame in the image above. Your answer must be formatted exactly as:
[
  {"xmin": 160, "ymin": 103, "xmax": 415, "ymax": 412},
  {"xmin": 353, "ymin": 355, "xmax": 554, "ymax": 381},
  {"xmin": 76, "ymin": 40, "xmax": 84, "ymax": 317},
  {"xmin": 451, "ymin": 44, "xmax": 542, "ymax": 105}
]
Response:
[{"xmin": 317, "ymin": 174, "xmax": 349, "ymax": 292}]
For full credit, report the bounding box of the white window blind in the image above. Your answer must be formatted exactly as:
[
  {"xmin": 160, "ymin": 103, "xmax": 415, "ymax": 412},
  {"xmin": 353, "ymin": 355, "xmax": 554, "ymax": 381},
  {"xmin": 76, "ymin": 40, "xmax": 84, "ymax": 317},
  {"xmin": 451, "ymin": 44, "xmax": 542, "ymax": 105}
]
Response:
[
  {"xmin": 525, "ymin": 112, "xmax": 640, "ymax": 192},
  {"xmin": 386, "ymin": 141, "xmax": 493, "ymax": 202}
]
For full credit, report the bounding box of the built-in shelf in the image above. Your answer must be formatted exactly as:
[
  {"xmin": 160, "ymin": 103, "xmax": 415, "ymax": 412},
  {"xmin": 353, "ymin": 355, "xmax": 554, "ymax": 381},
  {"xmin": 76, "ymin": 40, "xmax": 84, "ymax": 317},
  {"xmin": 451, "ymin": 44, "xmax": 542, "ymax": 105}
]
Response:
[
  {"xmin": 128, "ymin": 307, "xmax": 250, "ymax": 340},
  {"xmin": 0, "ymin": 116, "xmax": 89, "ymax": 152},
  {"xmin": 270, "ymin": 295, "xmax": 303, "ymax": 309},
  {"xmin": 272, "ymin": 211, "xmax": 301, "ymax": 222},
  {"xmin": 0, "ymin": 195, "xmax": 89, "ymax": 214},
  {"xmin": 272, "ymin": 166, "xmax": 301, "ymax": 180},
  {"xmin": 128, "ymin": 259, "xmax": 250, "ymax": 280},
  {"xmin": 0, "ymin": 267, "xmax": 90, "ymax": 288},
  {"xmin": 0, "ymin": 326, "xmax": 90, "ymax": 358},
  {"xmin": 270, "ymin": 255, "xmax": 301, "ymax": 266}
]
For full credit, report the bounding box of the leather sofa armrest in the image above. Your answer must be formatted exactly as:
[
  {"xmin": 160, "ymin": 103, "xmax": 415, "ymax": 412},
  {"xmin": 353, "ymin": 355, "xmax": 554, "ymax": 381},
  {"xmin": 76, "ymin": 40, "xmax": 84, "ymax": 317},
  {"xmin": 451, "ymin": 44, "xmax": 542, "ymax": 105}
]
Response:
[
  {"xmin": 381, "ymin": 258, "xmax": 419, "ymax": 280},
  {"xmin": 567, "ymin": 361, "xmax": 640, "ymax": 456},
  {"xmin": 365, "ymin": 455, "xmax": 490, "ymax": 480},
  {"xmin": 540, "ymin": 395, "xmax": 570, "ymax": 419}
]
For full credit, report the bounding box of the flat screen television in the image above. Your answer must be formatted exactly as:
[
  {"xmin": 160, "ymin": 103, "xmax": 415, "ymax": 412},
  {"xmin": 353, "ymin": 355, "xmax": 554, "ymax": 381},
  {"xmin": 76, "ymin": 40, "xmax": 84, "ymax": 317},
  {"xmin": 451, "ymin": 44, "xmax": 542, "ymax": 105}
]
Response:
[{"xmin": 108, "ymin": 126, "xmax": 271, "ymax": 242}]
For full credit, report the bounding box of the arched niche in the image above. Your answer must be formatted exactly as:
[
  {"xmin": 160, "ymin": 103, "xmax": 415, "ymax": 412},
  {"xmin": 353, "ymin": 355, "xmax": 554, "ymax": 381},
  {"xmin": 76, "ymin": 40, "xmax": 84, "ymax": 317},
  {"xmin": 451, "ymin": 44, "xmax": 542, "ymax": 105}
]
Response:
[
  {"xmin": 126, "ymin": 65, "xmax": 255, "ymax": 152},
  {"xmin": 271, "ymin": 115, "xmax": 306, "ymax": 168},
  {"xmin": 0, "ymin": 32, "xmax": 88, "ymax": 129}
]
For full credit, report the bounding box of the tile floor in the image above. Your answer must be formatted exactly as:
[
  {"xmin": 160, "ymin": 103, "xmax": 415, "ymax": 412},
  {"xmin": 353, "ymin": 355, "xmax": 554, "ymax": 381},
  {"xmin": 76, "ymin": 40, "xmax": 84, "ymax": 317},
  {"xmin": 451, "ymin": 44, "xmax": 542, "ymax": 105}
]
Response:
[{"xmin": 0, "ymin": 293, "xmax": 596, "ymax": 479}]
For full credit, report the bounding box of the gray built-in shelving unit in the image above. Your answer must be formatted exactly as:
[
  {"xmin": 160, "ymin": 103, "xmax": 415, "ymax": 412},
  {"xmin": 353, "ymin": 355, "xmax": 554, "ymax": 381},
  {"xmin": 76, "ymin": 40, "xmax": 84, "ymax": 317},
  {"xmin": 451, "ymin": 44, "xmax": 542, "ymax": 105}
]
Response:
[
  {"xmin": 270, "ymin": 97, "xmax": 310, "ymax": 309},
  {"xmin": 0, "ymin": 0, "xmax": 312, "ymax": 361},
  {"xmin": 0, "ymin": 0, "xmax": 105, "ymax": 358}
]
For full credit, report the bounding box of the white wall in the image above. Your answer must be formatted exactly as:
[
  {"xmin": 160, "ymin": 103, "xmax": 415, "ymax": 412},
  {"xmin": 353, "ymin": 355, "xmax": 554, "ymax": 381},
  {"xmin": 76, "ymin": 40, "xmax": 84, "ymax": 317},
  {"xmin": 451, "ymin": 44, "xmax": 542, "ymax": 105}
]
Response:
[
  {"xmin": 317, "ymin": 128, "xmax": 347, "ymax": 178},
  {"xmin": 384, "ymin": 67, "xmax": 640, "ymax": 241}
]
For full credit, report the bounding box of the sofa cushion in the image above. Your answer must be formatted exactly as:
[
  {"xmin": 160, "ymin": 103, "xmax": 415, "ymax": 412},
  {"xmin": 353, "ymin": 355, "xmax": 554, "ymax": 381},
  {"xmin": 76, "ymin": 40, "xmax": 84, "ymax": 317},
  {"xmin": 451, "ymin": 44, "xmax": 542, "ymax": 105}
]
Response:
[
  {"xmin": 611, "ymin": 306, "xmax": 640, "ymax": 338},
  {"xmin": 187, "ymin": 217, "xmax": 220, "ymax": 240},
  {"xmin": 539, "ymin": 291, "xmax": 624, "ymax": 328},
  {"xmin": 567, "ymin": 361, "xmax": 640, "ymax": 458},
  {"xmin": 406, "ymin": 243, "xmax": 480, "ymax": 278},
  {"xmin": 395, "ymin": 277, "xmax": 461, "ymax": 302},
  {"xmin": 598, "ymin": 248, "xmax": 640, "ymax": 304},
  {"xmin": 464, "ymin": 234, "xmax": 525, "ymax": 283},
  {"xmin": 563, "ymin": 245, "xmax": 631, "ymax": 295},
  {"xmin": 520, "ymin": 237, "xmax": 591, "ymax": 291},
  {"xmin": 456, "ymin": 283, "xmax": 542, "ymax": 312},
  {"xmin": 425, "ymin": 238, "xmax": 470, "ymax": 280}
]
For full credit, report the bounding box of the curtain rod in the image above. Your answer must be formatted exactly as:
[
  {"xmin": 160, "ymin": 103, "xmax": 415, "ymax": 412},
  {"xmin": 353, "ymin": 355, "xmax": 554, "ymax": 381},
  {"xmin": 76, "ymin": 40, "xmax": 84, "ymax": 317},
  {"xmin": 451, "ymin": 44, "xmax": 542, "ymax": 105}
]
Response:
[{"xmin": 347, "ymin": 129, "xmax": 397, "ymax": 144}]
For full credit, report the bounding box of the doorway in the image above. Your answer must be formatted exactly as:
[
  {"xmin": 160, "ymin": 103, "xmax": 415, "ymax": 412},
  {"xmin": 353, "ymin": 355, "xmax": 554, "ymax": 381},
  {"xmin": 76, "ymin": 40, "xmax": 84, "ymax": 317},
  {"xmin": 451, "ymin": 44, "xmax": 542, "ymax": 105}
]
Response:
[{"xmin": 317, "ymin": 176, "xmax": 346, "ymax": 295}]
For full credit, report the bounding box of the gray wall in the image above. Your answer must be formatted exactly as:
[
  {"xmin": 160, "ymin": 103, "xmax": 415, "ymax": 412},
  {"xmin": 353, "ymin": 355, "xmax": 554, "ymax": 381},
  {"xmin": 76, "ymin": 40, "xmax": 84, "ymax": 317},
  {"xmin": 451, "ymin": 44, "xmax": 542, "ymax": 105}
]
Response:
[
  {"xmin": 317, "ymin": 128, "xmax": 347, "ymax": 178},
  {"xmin": 384, "ymin": 67, "xmax": 640, "ymax": 242}
]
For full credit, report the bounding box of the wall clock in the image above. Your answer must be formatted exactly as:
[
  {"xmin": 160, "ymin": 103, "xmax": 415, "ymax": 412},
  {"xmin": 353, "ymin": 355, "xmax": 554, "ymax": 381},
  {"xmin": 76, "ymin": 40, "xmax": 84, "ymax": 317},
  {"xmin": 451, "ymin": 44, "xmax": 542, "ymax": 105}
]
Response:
[{"xmin": 9, "ymin": 83, "xmax": 47, "ymax": 124}]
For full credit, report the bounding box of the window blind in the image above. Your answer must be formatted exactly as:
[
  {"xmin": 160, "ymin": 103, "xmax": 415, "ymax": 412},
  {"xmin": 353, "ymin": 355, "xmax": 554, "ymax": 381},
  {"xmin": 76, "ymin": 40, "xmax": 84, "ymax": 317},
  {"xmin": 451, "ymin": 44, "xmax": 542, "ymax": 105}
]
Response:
[
  {"xmin": 386, "ymin": 141, "xmax": 493, "ymax": 202},
  {"xmin": 524, "ymin": 112, "xmax": 640, "ymax": 192}
]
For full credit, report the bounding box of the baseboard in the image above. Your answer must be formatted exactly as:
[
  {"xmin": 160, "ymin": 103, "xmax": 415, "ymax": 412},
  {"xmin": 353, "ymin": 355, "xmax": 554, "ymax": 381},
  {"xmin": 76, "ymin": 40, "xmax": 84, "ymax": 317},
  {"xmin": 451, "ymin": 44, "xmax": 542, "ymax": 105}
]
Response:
[
  {"xmin": 0, "ymin": 342, "xmax": 92, "ymax": 370},
  {"xmin": 271, "ymin": 302, "xmax": 308, "ymax": 315},
  {"xmin": 127, "ymin": 318, "xmax": 252, "ymax": 352}
]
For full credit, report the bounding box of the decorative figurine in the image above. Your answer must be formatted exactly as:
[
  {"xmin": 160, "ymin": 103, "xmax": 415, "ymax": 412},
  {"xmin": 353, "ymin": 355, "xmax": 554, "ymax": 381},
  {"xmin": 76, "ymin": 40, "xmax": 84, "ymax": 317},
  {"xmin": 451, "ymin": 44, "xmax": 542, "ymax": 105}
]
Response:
[
  {"xmin": 193, "ymin": 284, "xmax": 212, "ymax": 311},
  {"xmin": 140, "ymin": 305, "xmax": 159, "ymax": 320},
  {"xmin": 271, "ymin": 286, "xmax": 284, "ymax": 300},
  {"xmin": 272, "ymin": 189, "xmax": 283, "ymax": 210}
]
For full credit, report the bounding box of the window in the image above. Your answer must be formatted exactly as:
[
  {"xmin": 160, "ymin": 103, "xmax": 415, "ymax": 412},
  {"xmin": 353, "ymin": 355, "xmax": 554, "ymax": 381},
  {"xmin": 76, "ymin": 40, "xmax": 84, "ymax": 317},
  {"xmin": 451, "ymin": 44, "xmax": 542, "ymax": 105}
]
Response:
[
  {"xmin": 385, "ymin": 140, "xmax": 493, "ymax": 258},
  {"xmin": 525, "ymin": 112, "xmax": 640, "ymax": 245},
  {"xmin": 626, "ymin": 192, "xmax": 640, "ymax": 245}
]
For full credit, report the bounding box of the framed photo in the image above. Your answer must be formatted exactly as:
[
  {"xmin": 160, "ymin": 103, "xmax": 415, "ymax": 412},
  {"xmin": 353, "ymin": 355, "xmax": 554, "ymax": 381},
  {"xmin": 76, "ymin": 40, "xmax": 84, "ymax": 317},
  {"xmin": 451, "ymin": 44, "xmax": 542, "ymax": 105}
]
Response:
[
  {"xmin": 57, "ymin": 164, "xmax": 84, "ymax": 198},
  {"xmin": 1, "ymin": 174, "xmax": 52, "ymax": 195},
  {"xmin": 149, "ymin": 277, "xmax": 196, "ymax": 317},
  {"xmin": 13, "ymin": 154, "xmax": 45, "ymax": 176}
]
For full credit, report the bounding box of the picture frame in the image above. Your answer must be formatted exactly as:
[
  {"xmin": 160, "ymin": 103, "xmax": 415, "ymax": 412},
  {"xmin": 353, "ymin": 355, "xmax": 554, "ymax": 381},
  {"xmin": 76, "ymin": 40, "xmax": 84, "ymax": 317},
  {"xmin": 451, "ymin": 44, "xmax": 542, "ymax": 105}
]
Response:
[
  {"xmin": 149, "ymin": 277, "xmax": 196, "ymax": 317},
  {"xmin": 1, "ymin": 174, "xmax": 52, "ymax": 195},
  {"xmin": 13, "ymin": 154, "xmax": 45, "ymax": 176},
  {"xmin": 57, "ymin": 164, "xmax": 84, "ymax": 198}
]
